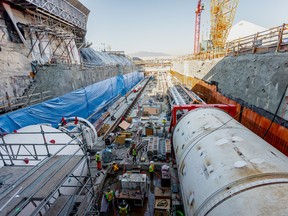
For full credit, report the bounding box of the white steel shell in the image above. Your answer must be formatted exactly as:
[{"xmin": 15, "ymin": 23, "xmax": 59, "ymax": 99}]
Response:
[
  {"xmin": 0, "ymin": 125, "xmax": 83, "ymax": 167},
  {"xmin": 173, "ymin": 108, "xmax": 288, "ymax": 216}
]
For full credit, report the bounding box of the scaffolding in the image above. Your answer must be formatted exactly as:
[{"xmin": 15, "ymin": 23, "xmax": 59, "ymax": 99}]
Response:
[
  {"xmin": 0, "ymin": 125, "xmax": 96, "ymax": 215},
  {"xmin": 7, "ymin": 0, "xmax": 88, "ymax": 31}
]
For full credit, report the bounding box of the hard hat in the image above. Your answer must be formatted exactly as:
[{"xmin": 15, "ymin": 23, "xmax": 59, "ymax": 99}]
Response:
[
  {"xmin": 96, "ymin": 151, "xmax": 100, "ymax": 154},
  {"xmin": 120, "ymin": 199, "xmax": 127, "ymax": 207},
  {"xmin": 150, "ymin": 161, "xmax": 154, "ymax": 164}
]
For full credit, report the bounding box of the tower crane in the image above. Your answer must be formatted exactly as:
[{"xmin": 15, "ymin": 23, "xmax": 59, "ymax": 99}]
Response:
[
  {"xmin": 210, "ymin": 0, "xmax": 239, "ymax": 52},
  {"xmin": 193, "ymin": 0, "xmax": 239, "ymax": 54},
  {"xmin": 194, "ymin": 0, "xmax": 204, "ymax": 54}
]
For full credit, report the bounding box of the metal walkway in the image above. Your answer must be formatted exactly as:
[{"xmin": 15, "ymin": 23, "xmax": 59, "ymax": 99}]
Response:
[
  {"xmin": 0, "ymin": 155, "xmax": 86, "ymax": 215},
  {"xmin": 7, "ymin": 0, "xmax": 88, "ymax": 30}
]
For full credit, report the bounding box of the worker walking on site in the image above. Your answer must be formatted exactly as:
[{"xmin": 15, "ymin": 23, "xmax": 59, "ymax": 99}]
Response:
[
  {"xmin": 104, "ymin": 188, "xmax": 115, "ymax": 202},
  {"xmin": 162, "ymin": 118, "xmax": 167, "ymax": 137},
  {"xmin": 112, "ymin": 162, "xmax": 119, "ymax": 176},
  {"xmin": 132, "ymin": 147, "xmax": 137, "ymax": 163},
  {"xmin": 96, "ymin": 151, "xmax": 101, "ymax": 170},
  {"xmin": 149, "ymin": 161, "xmax": 155, "ymax": 180},
  {"xmin": 118, "ymin": 200, "xmax": 129, "ymax": 216},
  {"xmin": 104, "ymin": 188, "xmax": 115, "ymax": 212}
]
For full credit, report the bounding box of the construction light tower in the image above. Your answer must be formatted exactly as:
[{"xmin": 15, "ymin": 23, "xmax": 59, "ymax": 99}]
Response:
[
  {"xmin": 210, "ymin": 0, "xmax": 239, "ymax": 52},
  {"xmin": 194, "ymin": 0, "xmax": 204, "ymax": 54}
]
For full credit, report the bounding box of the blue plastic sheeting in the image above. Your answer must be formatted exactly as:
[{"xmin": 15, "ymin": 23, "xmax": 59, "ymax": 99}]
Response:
[{"xmin": 0, "ymin": 71, "xmax": 144, "ymax": 133}]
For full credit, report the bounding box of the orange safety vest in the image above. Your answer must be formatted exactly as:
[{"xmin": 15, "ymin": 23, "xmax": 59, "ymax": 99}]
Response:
[{"xmin": 113, "ymin": 164, "xmax": 119, "ymax": 172}]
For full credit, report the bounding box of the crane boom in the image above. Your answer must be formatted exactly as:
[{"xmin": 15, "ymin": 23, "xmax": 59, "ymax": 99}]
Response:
[{"xmin": 210, "ymin": 0, "xmax": 239, "ymax": 52}]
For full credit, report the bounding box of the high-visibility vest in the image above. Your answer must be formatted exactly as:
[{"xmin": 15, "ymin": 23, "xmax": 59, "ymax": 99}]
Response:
[
  {"xmin": 95, "ymin": 154, "xmax": 100, "ymax": 162},
  {"xmin": 113, "ymin": 164, "xmax": 119, "ymax": 172},
  {"xmin": 105, "ymin": 191, "xmax": 114, "ymax": 202},
  {"xmin": 149, "ymin": 164, "xmax": 154, "ymax": 173},
  {"xmin": 132, "ymin": 149, "xmax": 137, "ymax": 156},
  {"xmin": 119, "ymin": 205, "xmax": 128, "ymax": 214}
]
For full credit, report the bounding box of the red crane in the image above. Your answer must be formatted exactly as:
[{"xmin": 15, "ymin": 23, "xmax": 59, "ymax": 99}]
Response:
[{"xmin": 194, "ymin": 0, "xmax": 204, "ymax": 54}]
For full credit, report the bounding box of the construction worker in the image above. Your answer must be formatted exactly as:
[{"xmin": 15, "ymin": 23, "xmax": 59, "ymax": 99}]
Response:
[
  {"xmin": 112, "ymin": 163, "xmax": 119, "ymax": 176},
  {"xmin": 104, "ymin": 188, "xmax": 115, "ymax": 202},
  {"xmin": 132, "ymin": 147, "xmax": 137, "ymax": 163},
  {"xmin": 149, "ymin": 161, "xmax": 155, "ymax": 180},
  {"xmin": 162, "ymin": 118, "xmax": 167, "ymax": 136},
  {"xmin": 118, "ymin": 200, "xmax": 128, "ymax": 216},
  {"xmin": 95, "ymin": 151, "xmax": 101, "ymax": 170}
]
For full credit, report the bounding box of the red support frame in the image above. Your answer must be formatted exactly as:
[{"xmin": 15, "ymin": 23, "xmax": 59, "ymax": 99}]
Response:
[{"xmin": 169, "ymin": 104, "xmax": 237, "ymax": 132}]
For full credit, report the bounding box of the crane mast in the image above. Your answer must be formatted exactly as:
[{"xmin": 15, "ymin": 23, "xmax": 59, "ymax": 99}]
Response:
[
  {"xmin": 194, "ymin": 0, "xmax": 203, "ymax": 54},
  {"xmin": 210, "ymin": 0, "xmax": 239, "ymax": 52}
]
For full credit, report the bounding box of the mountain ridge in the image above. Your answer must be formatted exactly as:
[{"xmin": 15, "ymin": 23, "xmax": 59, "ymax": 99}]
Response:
[{"xmin": 128, "ymin": 51, "xmax": 171, "ymax": 57}]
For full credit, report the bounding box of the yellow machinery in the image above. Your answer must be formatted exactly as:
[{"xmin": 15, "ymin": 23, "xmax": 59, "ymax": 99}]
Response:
[{"xmin": 210, "ymin": 0, "xmax": 239, "ymax": 52}]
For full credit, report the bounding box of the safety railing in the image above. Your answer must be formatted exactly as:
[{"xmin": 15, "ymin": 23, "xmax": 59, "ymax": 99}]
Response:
[
  {"xmin": 0, "ymin": 126, "xmax": 95, "ymax": 215},
  {"xmin": 0, "ymin": 128, "xmax": 80, "ymax": 165},
  {"xmin": 226, "ymin": 23, "xmax": 288, "ymax": 55},
  {"xmin": 175, "ymin": 24, "xmax": 288, "ymax": 61},
  {"xmin": 0, "ymin": 90, "xmax": 52, "ymax": 113}
]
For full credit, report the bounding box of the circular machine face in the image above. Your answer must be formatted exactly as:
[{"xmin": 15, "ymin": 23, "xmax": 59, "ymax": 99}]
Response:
[{"xmin": 0, "ymin": 124, "xmax": 83, "ymax": 167}]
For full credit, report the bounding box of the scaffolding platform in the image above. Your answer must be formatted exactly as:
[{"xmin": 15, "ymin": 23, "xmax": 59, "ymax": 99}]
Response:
[
  {"xmin": 44, "ymin": 195, "xmax": 73, "ymax": 216},
  {"xmin": 0, "ymin": 155, "xmax": 84, "ymax": 215}
]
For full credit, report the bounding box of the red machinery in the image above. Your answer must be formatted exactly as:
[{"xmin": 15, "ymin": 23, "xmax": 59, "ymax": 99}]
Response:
[{"xmin": 169, "ymin": 104, "xmax": 237, "ymax": 132}]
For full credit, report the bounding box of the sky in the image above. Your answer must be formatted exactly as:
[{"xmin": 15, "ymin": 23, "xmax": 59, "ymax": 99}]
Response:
[{"xmin": 79, "ymin": 0, "xmax": 288, "ymax": 56}]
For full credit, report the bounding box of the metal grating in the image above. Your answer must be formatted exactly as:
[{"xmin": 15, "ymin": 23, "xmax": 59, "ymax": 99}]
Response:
[{"xmin": 8, "ymin": 0, "xmax": 88, "ymax": 30}]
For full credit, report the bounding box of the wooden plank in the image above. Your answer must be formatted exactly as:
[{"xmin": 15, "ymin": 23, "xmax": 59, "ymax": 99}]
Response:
[
  {"xmin": 155, "ymin": 187, "xmax": 171, "ymax": 199},
  {"xmin": 35, "ymin": 156, "xmax": 84, "ymax": 198},
  {"xmin": 0, "ymin": 155, "xmax": 84, "ymax": 215},
  {"xmin": 118, "ymin": 120, "xmax": 130, "ymax": 130},
  {"xmin": 76, "ymin": 195, "xmax": 90, "ymax": 215},
  {"xmin": 44, "ymin": 196, "xmax": 71, "ymax": 216},
  {"xmin": 20, "ymin": 156, "xmax": 73, "ymax": 197},
  {"xmin": 0, "ymin": 156, "xmax": 63, "ymax": 214}
]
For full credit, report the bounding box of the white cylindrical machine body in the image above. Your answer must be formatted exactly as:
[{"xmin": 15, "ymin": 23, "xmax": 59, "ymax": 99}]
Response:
[{"xmin": 173, "ymin": 108, "xmax": 288, "ymax": 216}]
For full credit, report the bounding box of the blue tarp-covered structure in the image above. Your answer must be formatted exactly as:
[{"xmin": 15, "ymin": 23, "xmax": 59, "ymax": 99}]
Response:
[{"xmin": 0, "ymin": 71, "xmax": 144, "ymax": 133}]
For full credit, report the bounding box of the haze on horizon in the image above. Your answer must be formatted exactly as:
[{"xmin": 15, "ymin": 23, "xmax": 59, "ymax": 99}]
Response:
[{"xmin": 80, "ymin": 0, "xmax": 288, "ymax": 56}]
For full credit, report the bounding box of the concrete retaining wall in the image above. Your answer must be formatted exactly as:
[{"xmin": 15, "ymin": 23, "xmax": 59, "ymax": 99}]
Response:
[
  {"xmin": 34, "ymin": 64, "xmax": 136, "ymax": 98},
  {"xmin": 171, "ymin": 53, "xmax": 288, "ymax": 122}
]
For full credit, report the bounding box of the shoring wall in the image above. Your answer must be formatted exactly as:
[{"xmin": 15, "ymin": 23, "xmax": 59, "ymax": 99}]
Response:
[{"xmin": 170, "ymin": 71, "xmax": 288, "ymax": 156}]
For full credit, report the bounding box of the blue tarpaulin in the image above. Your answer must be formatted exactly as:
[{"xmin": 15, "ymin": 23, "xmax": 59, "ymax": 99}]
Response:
[{"xmin": 0, "ymin": 71, "xmax": 144, "ymax": 133}]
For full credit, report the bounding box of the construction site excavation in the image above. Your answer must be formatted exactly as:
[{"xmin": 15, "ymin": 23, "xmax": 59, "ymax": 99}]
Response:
[{"xmin": 0, "ymin": 0, "xmax": 288, "ymax": 216}]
